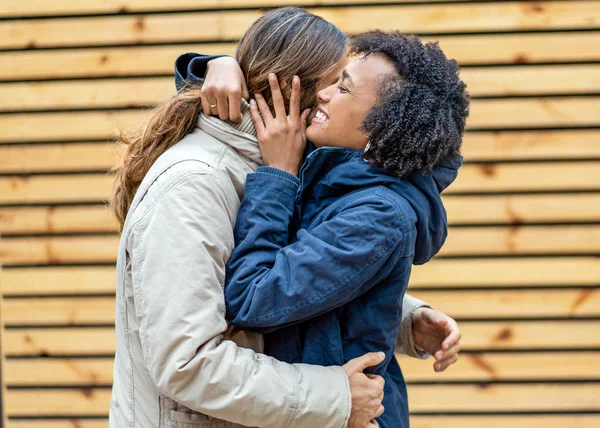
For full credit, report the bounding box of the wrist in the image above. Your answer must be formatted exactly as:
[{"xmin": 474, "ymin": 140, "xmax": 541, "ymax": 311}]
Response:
[{"xmin": 267, "ymin": 164, "xmax": 299, "ymax": 177}]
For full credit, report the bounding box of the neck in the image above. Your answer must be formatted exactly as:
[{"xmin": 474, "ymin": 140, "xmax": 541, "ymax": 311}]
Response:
[{"xmin": 223, "ymin": 99, "xmax": 256, "ymax": 137}]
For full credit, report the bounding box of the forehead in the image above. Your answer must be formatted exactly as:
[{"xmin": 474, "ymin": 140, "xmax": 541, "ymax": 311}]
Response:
[{"xmin": 346, "ymin": 53, "xmax": 396, "ymax": 87}]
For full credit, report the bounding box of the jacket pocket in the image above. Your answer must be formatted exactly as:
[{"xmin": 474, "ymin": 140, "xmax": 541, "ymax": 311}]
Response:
[{"xmin": 159, "ymin": 395, "xmax": 226, "ymax": 427}]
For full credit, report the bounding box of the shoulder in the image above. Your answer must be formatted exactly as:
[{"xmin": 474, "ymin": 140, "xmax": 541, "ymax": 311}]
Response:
[
  {"xmin": 130, "ymin": 164, "xmax": 234, "ymax": 229},
  {"xmin": 340, "ymin": 186, "xmax": 416, "ymax": 229}
]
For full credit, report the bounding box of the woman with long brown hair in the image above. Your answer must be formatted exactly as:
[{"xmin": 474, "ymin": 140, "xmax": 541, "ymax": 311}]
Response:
[{"xmin": 109, "ymin": 8, "xmax": 386, "ymax": 428}]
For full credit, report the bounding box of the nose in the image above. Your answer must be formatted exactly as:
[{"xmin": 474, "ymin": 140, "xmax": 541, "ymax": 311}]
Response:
[{"xmin": 317, "ymin": 85, "xmax": 332, "ymax": 104}]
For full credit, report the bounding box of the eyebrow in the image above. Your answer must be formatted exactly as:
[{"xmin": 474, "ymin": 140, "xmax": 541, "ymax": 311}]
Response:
[{"xmin": 342, "ymin": 69, "xmax": 354, "ymax": 86}]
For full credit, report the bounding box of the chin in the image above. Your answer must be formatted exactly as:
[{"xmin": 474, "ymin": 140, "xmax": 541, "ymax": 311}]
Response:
[{"xmin": 305, "ymin": 126, "xmax": 321, "ymax": 146}]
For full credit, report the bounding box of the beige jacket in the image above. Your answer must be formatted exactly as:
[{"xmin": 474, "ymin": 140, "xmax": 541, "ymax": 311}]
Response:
[{"xmin": 109, "ymin": 108, "xmax": 428, "ymax": 428}]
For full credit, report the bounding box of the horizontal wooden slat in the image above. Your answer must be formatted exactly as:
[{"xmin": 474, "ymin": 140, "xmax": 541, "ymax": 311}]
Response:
[
  {"xmin": 4, "ymin": 64, "xmax": 600, "ymax": 111},
  {"xmin": 1, "ymin": 267, "xmax": 116, "ymax": 295},
  {"xmin": 462, "ymin": 64, "xmax": 600, "ymax": 97},
  {"xmin": 0, "ymin": 77, "xmax": 174, "ymax": 111},
  {"xmin": 411, "ymin": 288, "xmax": 600, "ymax": 318},
  {"xmin": 6, "ymin": 416, "xmax": 600, "ymax": 428},
  {"xmin": 2, "ymin": 193, "xmax": 598, "ymax": 235},
  {"xmin": 0, "ymin": 143, "xmax": 122, "ymax": 173},
  {"xmin": 3, "ymin": 288, "xmax": 598, "ymax": 326},
  {"xmin": 452, "ymin": 162, "xmax": 600, "ymax": 193},
  {"xmin": 1, "ymin": 164, "xmax": 599, "ymax": 205},
  {"xmin": 5, "ymin": 383, "xmax": 600, "ymax": 416},
  {"xmin": 468, "ymin": 97, "xmax": 600, "ymax": 128},
  {"xmin": 2, "ymin": 2, "xmax": 599, "ymax": 50},
  {"xmin": 3, "ymin": 130, "xmax": 599, "ymax": 175},
  {"xmin": 3, "ymin": 97, "xmax": 598, "ymax": 143},
  {"xmin": 411, "ymin": 415, "xmax": 600, "ymax": 428},
  {"xmin": 0, "ymin": 0, "xmax": 475, "ymax": 18},
  {"xmin": 2, "ymin": 297, "xmax": 116, "ymax": 325},
  {"xmin": 4, "ymin": 358, "xmax": 114, "ymax": 386},
  {"xmin": 4, "ymin": 321, "xmax": 599, "ymax": 356},
  {"xmin": 4, "ymin": 328, "xmax": 116, "ymax": 356},
  {"xmin": 3, "ymin": 32, "xmax": 599, "ymax": 81},
  {"xmin": 4, "ymin": 64, "xmax": 596, "ymax": 109},
  {"xmin": 1, "ymin": 225, "xmax": 598, "ymax": 265},
  {"xmin": 0, "ymin": 205, "xmax": 117, "ymax": 234},
  {"xmin": 0, "ymin": 44, "xmax": 236, "ymax": 81},
  {"xmin": 0, "ymin": 235, "xmax": 118, "ymax": 265},
  {"xmin": 408, "ymin": 383, "xmax": 600, "ymax": 412},
  {"xmin": 6, "ymin": 162, "xmax": 600, "ymax": 204},
  {"xmin": 0, "ymin": 174, "xmax": 114, "ymax": 204},
  {"xmin": 399, "ymin": 351, "xmax": 600, "ymax": 382},
  {"xmin": 445, "ymin": 193, "xmax": 600, "ymax": 224},
  {"xmin": 410, "ymin": 257, "xmax": 600, "ymax": 288},
  {"xmin": 2, "ymin": 257, "xmax": 597, "ymax": 297},
  {"xmin": 6, "ymin": 389, "xmax": 112, "ymax": 416},
  {"xmin": 0, "ymin": 193, "xmax": 595, "ymax": 237},
  {"xmin": 460, "ymin": 320, "xmax": 600, "ymax": 350},
  {"xmin": 441, "ymin": 225, "xmax": 600, "ymax": 256},
  {"xmin": 0, "ymin": 110, "xmax": 146, "ymax": 143},
  {"xmin": 6, "ymin": 351, "xmax": 599, "ymax": 386},
  {"xmin": 462, "ymin": 130, "xmax": 600, "ymax": 161},
  {"xmin": 7, "ymin": 421, "xmax": 107, "ymax": 428}
]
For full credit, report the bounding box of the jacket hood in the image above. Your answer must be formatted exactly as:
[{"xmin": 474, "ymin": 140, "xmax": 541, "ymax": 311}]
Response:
[{"xmin": 300, "ymin": 145, "xmax": 462, "ymax": 265}]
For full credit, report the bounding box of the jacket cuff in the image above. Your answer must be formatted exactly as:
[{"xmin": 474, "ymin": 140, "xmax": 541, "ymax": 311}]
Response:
[
  {"xmin": 288, "ymin": 365, "xmax": 351, "ymax": 428},
  {"xmin": 396, "ymin": 294, "xmax": 431, "ymax": 360},
  {"xmin": 174, "ymin": 52, "xmax": 228, "ymax": 92},
  {"xmin": 246, "ymin": 166, "xmax": 300, "ymax": 200}
]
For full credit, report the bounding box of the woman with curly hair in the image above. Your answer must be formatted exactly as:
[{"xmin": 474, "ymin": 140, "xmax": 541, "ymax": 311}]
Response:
[{"xmin": 220, "ymin": 30, "xmax": 469, "ymax": 428}]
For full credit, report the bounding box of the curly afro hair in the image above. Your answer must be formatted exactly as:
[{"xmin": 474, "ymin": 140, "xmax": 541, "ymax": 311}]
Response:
[{"xmin": 351, "ymin": 30, "xmax": 470, "ymax": 178}]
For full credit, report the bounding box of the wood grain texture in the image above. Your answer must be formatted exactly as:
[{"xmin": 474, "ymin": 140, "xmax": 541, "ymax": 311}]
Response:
[
  {"xmin": 462, "ymin": 130, "xmax": 600, "ymax": 161},
  {"xmin": 411, "ymin": 415, "xmax": 600, "ymax": 428},
  {"xmin": 1, "ymin": 2, "xmax": 598, "ymax": 49},
  {"xmin": 410, "ymin": 257, "xmax": 600, "ymax": 288},
  {"xmin": 3, "ymin": 288, "xmax": 598, "ymax": 326},
  {"xmin": 2, "ymin": 193, "xmax": 597, "ymax": 235},
  {"xmin": 0, "ymin": 205, "xmax": 117, "ymax": 234},
  {"xmin": 441, "ymin": 225, "xmax": 600, "ymax": 256},
  {"xmin": 2, "ymin": 97, "xmax": 597, "ymax": 143},
  {"xmin": 2, "ymin": 162, "xmax": 598, "ymax": 204},
  {"xmin": 3, "ymin": 64, "xmax": 599, "ymax": 111},
  {"xmin": 0, "ymin": 235, "xmax": 118, "ymax": 265},
  {"xmin": 1, "ymin": 267, "xmax": 117, "ymax": 296},
  {"xmin": 3, "ymin": 32, "xmax": 599, "ymax": 81},
  {"xmin": 0, "ymin": 143, "xmax": 122, "ymax": 173},
  {"xmin": 6, "ymin": 416, "xmax": 600, "ymax": 428},
  {"xmin": 6, "ymin": 352, "xmax": 600, "ymax": 386},
  {"xmin": 4, "ymin": 321, "xmax": 598, "ymax": 356},
  {"xmin": 4, "ymin": 383, "xmax": 600, "ymax": 416},
  {"xmin": 0, "ymin": 0, "xmax": 479, "ymax": 18},
  {"xmin": 398, "ymin": 351, "xmax": 600, "ymax": 382}
]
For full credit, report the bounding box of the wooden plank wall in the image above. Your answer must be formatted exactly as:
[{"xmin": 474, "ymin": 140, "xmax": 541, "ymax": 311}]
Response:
[{"xmin": 1, "ymin": 1, "xmax": 599, "ymax": 427}]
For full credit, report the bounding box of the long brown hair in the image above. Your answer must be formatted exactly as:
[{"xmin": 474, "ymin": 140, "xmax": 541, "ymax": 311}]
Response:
[{"xmin": 111, "ymin": 7, "xmax": 347, "ymax": 230}]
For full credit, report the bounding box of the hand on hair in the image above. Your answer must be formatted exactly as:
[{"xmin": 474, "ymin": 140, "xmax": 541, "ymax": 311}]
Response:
[
  {"xmin": 202, "ymin": 57, "xmax": 249, "ymax": 122},
  {"xmin": 412, "ymin": 307, "xmax": 461, "ymax": 372},
  {"xmin": 249, "ymin": 74, "xmax": 310, "ymax": 176}
]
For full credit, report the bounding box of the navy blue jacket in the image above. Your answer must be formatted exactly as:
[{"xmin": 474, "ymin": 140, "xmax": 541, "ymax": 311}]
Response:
[
  {"xmin": 226, "ymin": 147, "xmax": 460, "ymax": 428},
  {"xmin": 175, "ymin": 53, "xmax": 461, "ymax": 427}
]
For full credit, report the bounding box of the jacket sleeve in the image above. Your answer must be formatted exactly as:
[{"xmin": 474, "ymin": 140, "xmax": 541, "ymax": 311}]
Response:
[
  {"xmin": 224, "ymin": 167, "xmax": 410, "ymax": 332},
  {"xmin": 174, "ymin": 52, "xmax": 226, "ymax": 91},
  {"xmin": 396, "ymin": 294, "xmax": 431, "ymax": 359},
  {"xmin": 130, "ymin": 170, "xmax": 351, "ymax": 428}
]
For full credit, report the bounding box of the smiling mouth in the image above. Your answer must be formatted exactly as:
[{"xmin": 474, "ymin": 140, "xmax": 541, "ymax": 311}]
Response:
[{"xmin": 313, "ymin": 109, "xmax": 329, "ymax": 124}]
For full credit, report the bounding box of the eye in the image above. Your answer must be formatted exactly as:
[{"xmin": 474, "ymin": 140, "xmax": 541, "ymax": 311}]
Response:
[{"xmin": 337, "ymin": 85, "xmax": 349, "ymax": 93}]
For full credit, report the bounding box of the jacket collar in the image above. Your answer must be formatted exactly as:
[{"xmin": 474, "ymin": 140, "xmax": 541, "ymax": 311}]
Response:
[{"xmin": 197, "ymin": 99, "xmax": 264, "ymax": 168}]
